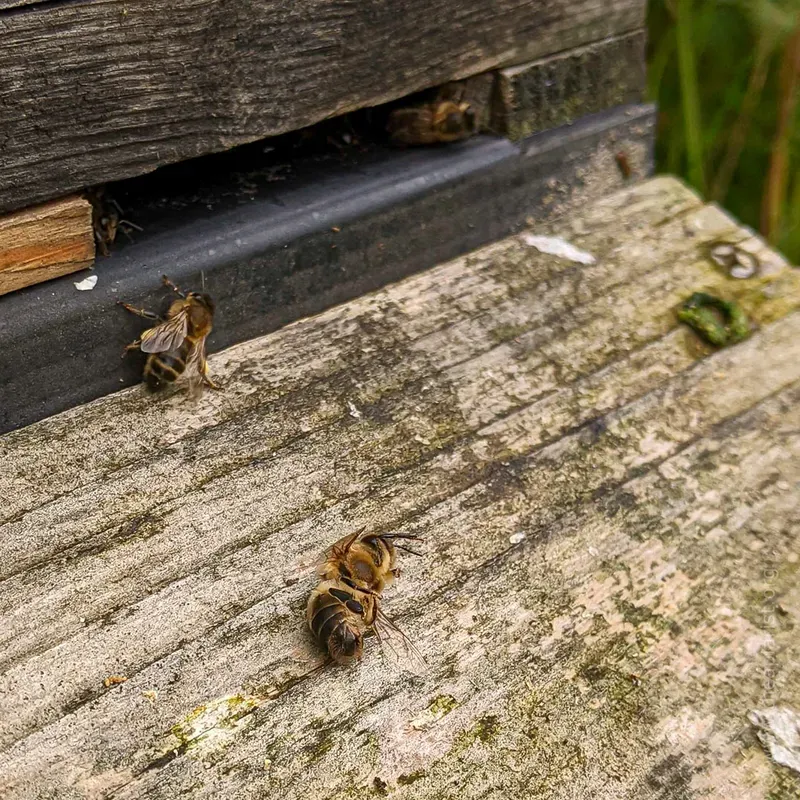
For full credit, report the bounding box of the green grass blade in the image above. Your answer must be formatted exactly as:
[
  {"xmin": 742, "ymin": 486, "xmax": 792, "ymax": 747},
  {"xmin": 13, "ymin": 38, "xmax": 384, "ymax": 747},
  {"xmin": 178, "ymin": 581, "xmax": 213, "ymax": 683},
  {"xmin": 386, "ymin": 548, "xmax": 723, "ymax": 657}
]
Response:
[{"xmin": 675, "ymin": 0, "xmax": 707, "ymax": 193}]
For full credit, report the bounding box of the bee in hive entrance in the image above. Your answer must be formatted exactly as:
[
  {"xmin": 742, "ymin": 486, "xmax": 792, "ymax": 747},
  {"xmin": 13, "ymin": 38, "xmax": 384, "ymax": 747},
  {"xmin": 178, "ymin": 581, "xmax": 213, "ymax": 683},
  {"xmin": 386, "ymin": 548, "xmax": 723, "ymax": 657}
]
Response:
[
  {"xmin": 86, "ymin": 186, "xmax": 142, "ymax": 256},
  {"xmin": 387, "ymin": 82, "xmax": 477, "ymax": 146}
]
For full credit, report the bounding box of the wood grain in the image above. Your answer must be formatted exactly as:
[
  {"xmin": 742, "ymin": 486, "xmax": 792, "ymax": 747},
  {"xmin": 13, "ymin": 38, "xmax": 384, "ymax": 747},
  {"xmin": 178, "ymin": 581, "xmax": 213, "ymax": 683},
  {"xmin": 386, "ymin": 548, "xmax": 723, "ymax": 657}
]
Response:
[
  {"xmin": 1, "ymin": 178, "xmax": 798, "ymax": 798},
  {"xmin": 493, "ymin": 30, "xmax": 647, "ymax": 139},
  {"xmin": 0, "ymin": 0, "xmax": 646, "ymax": 213},
  {"xmin": 0, "ymin": 196, "xmax": 94, "ymax": 295},
  {"xmin": 0, "ymin": 0, "xmax": 41, "ymax": 8}
]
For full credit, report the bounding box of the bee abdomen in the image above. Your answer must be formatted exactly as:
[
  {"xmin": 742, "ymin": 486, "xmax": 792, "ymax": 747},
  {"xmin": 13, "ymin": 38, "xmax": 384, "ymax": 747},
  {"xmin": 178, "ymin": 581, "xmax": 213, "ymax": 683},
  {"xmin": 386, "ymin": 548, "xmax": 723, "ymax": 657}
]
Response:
[
  {"xmin": 310, "ymin": 600, "xmax": 345, "ymax": 645},
  {"xmin": 144, "ymin": 351, "xmax": 186, "ymax": 391},
  {"xmin": 328, "ymin": 623, "xmax": 360, "ymax": 664},
  {"xmin": 308, "ymin": 590, "xmax": 363, "ymax": 665}
]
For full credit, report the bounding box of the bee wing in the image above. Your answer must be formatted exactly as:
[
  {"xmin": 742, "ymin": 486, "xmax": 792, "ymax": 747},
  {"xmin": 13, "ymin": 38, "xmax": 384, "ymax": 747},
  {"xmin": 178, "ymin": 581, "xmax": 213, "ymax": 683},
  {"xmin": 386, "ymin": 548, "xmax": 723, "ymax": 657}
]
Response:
[
  {"xmin": 184, "ymin": 335, "xmax": 206, "ymax": 376},
  {"xmin": 139, "ymin": 310, "xmax": 189, "ymax": 354},
  {"xmin": 330, "ymin": 528, "xmax": 367, "ymax": 557},
  {"xmin": 372, "ymin": 609, "xmax": 427, "ymax": 676},
  {"xmin": 184, "ymin": 336, "xmax": 209, "ymax": 397},
  {"xmin": 387, "ymin": 108, "xmax": 434, "ymax": 143}
]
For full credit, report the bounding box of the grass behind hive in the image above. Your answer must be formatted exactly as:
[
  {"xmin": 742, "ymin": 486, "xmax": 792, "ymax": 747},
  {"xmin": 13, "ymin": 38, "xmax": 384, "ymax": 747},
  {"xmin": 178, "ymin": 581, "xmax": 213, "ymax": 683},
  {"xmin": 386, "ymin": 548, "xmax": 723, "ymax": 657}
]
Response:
[{"xmin": 647, "ymin": 0, "xmax": 800, "ymax": 262}]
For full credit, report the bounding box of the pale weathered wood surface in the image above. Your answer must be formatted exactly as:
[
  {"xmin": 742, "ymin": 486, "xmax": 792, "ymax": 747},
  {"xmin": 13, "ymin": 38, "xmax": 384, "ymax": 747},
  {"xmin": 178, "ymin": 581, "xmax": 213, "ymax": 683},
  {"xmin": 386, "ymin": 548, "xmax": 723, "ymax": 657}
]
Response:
[
  {"xmin": 1, "ymin": 178, "xmax": 800, "ymax": 798},
  {"xmin": 0, "ymin": 195, "xmax": 94, "ymax": 295},
  {"xmin": 0, "ymin": 0, "xmax": 646, "ymax": 213}
]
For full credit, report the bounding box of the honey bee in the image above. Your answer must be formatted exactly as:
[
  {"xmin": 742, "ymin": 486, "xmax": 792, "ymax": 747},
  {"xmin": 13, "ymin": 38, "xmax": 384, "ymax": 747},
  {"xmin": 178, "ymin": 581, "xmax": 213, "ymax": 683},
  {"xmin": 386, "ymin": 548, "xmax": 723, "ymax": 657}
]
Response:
[
  {"xmin": 118, "ymin": 275, "xmax": 219, "ymax": 394},
  {"xmin": 387, "ymin": 82, "xmax": 477, "ymax": 147},
  {"xmin": 86, "ymin": 186, "xmax": 142, "ymax": 256},
  {"xmin": 307, "ymin": 529, "xmax": 426, "ymax": 672}
]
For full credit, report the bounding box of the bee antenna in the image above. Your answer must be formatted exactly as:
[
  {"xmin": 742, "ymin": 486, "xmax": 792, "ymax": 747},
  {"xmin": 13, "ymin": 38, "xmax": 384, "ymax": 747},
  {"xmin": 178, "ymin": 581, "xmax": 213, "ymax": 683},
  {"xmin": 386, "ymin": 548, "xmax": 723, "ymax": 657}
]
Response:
[
  {"xmin": 201, "ymin": 270, "xmax": 206, "ymax": 290},
  {"xmin": 393, "ymin": 544, "xmax": 424, "ymax": 557},
  {"xmin": 162, "ymin": 275, "xmax": 186, "ymax": 298},
  {"xmin": 381, "ymin": 533, "xmax": 424, "ymax": 541}
]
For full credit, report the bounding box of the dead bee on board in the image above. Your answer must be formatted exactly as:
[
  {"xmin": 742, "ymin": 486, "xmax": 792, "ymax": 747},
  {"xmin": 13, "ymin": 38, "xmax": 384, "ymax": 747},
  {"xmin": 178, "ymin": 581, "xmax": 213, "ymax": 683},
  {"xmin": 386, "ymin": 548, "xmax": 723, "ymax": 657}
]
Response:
[
  {"xmin": 387, "ymin": 83, "xmax": 477, "ymax": 146},
  {"xmin": 86, "ymin": 186, "xmax": 142, "ymax": 256},
  {"xmin": 307, "ymin": 529, "xmax": 426, "ymax": 672},
  {"xmin": 118, "ymin": 275, "xmax": 219, "ymax": 394}
]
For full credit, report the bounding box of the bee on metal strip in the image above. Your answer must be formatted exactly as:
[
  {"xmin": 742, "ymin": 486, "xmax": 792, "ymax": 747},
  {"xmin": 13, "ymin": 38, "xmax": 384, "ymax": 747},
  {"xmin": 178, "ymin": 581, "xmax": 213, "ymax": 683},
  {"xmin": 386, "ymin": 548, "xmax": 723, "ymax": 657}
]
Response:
[{"xmin": 118, "ymin": 275, "xmax": 219, "ymax": 395}]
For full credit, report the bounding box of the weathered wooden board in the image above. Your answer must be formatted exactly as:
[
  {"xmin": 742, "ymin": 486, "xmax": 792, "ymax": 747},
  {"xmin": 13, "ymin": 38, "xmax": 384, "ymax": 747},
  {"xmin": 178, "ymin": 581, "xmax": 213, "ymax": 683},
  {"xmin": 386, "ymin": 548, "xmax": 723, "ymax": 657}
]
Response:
[
  {"xmin": 0, "ymin": 196, "xmax": 94, "ymax": 295},
  {"xmin": 0, "ymin": 0, "xmax": 646, "ymax": 214},
  {"xmin": 492, "ymin": 31, "xmax": 647, "ymax": 139},
  {"xmin": 1, "ymin": 178, "xmax": 799, "ymax": 798}
]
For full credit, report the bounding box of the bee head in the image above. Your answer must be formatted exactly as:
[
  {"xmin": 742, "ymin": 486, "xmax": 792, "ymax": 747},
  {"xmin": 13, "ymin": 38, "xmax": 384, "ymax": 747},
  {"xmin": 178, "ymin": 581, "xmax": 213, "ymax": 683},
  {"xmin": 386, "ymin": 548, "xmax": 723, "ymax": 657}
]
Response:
[
  {"xmin": 462, "ymin": 105, "xmax": 477, "ymax": 133},
  {"xmin": 443, "ymin": 103, "xmax": 475, "ymax": 135},
  {"xmin": 189, "ymin": 292, "xmax": 216, "ymax": 315}
]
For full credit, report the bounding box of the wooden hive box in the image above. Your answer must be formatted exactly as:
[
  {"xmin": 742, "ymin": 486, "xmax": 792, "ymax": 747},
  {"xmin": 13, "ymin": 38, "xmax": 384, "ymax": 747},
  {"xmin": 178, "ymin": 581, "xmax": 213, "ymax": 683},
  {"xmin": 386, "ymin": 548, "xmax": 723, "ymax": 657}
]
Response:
[{"xmin": 0, "ymin": 0, "xmax": 648, "ymax": 296}]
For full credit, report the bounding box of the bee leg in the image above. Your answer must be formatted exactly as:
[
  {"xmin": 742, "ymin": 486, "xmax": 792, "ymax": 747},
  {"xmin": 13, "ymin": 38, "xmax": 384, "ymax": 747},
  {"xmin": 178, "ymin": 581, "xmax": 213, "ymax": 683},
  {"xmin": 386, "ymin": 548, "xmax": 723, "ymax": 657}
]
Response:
[
  {"xmin": 118, "ymin": 221, "xmax": 141, "ymax": 243},
  {"xmin": 121, "ymin": 339, "xmax": 142, "ymax": 358},
  {"xmin": 117, "ymin": 301, "xmax": 161, "ymax": 321},
  {"xmin": 162, "ymin": 275, "xmax": 186, "ymax": 298},
  {"xmin": 201, "ymin": 362, "xmax": 221, "ymax": 390}
]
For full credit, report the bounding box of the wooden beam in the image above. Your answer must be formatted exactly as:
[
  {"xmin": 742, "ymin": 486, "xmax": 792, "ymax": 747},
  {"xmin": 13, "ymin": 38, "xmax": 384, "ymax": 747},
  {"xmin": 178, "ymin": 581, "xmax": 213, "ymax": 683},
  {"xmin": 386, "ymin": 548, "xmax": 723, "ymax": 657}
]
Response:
[
  {"xmin": 0, "ymin": 196, "xmax": 94, "ymax": 296},
  {"xmin": 0, "ymin": 0, "xmax": 646, "ymax": 214},
  {"xmin": 492, "ymin": 31, "xmax": 647, "ymax": 140},
  {"xmin": 1, "ymin": 179, "xmax": 799, "ymax": 797}
]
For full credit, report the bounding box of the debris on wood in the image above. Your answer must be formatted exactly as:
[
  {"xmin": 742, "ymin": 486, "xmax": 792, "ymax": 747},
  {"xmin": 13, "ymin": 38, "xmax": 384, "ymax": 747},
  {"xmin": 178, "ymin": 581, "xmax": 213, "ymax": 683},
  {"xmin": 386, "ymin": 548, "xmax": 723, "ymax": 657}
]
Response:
[
  {"xmin": 522, "ymin": 234, "xmax": 596, "ymax": 264},
  {"xmin": 749, "ymin": 707, "xmax": 800, "ymax": 775},
  {"xmin": 615, "ymin": 150, "xmax": 634, "ymax": 180},
  {"xmin": 677, "ymin": 291, "xmax": 751, "ymax": 346},
  {"xmin": 708, "ymin": 242, "xmax": 760, "ymax": 279},
  {"xmin": 74, "ymin": 274, "xmax": 98, "ymax": 291}
]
